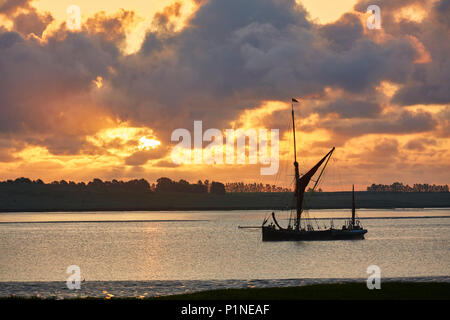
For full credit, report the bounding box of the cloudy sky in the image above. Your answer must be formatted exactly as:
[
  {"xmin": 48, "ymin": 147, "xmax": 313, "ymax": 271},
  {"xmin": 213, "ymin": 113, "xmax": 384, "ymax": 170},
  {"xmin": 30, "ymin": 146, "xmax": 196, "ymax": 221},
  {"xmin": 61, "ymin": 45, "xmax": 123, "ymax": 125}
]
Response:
[{"xmin": 0, "ymin": 0, "xmax": 448, "ymax": 190}]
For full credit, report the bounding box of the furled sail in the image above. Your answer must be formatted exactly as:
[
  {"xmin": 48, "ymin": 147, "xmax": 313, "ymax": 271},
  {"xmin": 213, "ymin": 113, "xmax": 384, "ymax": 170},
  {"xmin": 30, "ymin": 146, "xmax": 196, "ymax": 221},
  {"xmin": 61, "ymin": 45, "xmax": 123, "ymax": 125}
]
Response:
[{"xmin": 296, "ymin": 147, "xmax": 335, "ymax": 220}]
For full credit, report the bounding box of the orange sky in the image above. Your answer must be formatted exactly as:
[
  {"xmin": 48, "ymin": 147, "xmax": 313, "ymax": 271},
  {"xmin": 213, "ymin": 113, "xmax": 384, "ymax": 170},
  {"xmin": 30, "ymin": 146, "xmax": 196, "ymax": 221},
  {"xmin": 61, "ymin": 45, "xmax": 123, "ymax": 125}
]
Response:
[{"xmin": 0, "ymin": 0, "xmax": 448, "ymax": 191}]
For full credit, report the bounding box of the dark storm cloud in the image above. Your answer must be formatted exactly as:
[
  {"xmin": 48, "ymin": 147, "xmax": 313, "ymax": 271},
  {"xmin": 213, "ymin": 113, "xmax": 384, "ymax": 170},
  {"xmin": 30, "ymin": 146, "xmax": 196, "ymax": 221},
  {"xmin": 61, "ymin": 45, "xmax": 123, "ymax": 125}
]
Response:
[
  {"xmin": 132, "ymin": 0, "xmax": 312, "ymax": 117},
  {"xmin": 0, "ymin": 0, "xmax": 30, "ymax": 15},
  {"xmin": 0, "ymin": 28, "xmax": 119, "ymax": 157},
  {"xmin": 0, "ymin": 2, "xmax": 122, "ymax": 156},
  {"xmin": 318, "ymin": 13, "xmax": 363, "ymax": 52},
  {"xmin": 154, "ymin": 159, "xmax": 180, "ymax": 168},
  {"xmin": 0, "ymin": 138, "xmax": 23, "ymax": 162},
  {"xmin": 84, "ymin": 9, "xmax": 136, "ymax": 43},
  {"xmin": 38, "ymin": 135, "xmax": 102, "ymax": 156},
  {"xmin": 354, "ymin": 138, "xmax": 400, "ymax": 164},
  {"xmin": 433, "ymin": 0, "xmax": 450, "ymax": 28},
  {"xmin": 323, "ymin": 110, "xmax": 437, "ymax": 137},
  {"xmin": 124, "ymin": 147, "xmax": 170, "ymax": 166},
  {"xmin": 0, "ymin": 30, "xmax": 22, "ymax": 48},
  {"xmin": 392, "ymin": 0, "xmax": 450, "ymax": 105},
  {"xmin": 371, "ymin": 138, "xmax": 399, "ymax": 159},
  {"xmin": 393, "ymin": 81, "xmax": 450, "ymax": 106},
  {"xmin": 0, "ymin": 31, "xmax": 114, "ymax": 127},
  {"xmin": 152, "ymin": 1, "xmax": 182, "ymax": 29},
  {"xmin": 318, "ymin": 99, "xmax": 382, "ymax": 118},
  {"xmin": 355, "ymin": 0, "xmax": 450, "ymax": 106},
  {"xmin": 404, "ymin": 138, "xmax": 437, "ymax": 151},
  {"xmin": 106, "ymin": 0, "xmax": 419, "ymax": 142},
  {"xmin": 0, "ymin": 0, "xmax": 53, "ymax": 37},
  {"xmin": 315, "ymin": 38, "xmax": 415, "ymax": 92},
  {"xmin": 13, "ymin": 8, "xmax": 53, "ymax": 37},
  {"xmin": 435, "ymin": 107, "xmax": 450, "ymax": 138},
  {"xmin": 354, "ymin": 0, "xmax": 427, "ymax": 12}
]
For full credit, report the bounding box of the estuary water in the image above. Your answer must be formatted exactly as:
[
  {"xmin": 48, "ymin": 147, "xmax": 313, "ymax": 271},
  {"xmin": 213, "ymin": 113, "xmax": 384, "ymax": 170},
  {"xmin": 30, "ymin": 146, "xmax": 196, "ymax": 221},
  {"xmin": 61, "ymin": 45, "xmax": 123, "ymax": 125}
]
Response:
[{"xmin": 0, "ymin": 209, "xmax": 449, "ymax": 297}]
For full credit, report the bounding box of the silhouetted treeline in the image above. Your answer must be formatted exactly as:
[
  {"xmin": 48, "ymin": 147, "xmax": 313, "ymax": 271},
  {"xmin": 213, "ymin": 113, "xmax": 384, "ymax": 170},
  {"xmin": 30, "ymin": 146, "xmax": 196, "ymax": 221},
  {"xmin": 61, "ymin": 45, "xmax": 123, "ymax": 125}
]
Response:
[
  {"xmin": 0, "ymin": 177, "xmax": 151, "ymax": 193},
  {"xmin": 0, "ymin": 177, "xmax": 228, "ymax": 195},
  {"xmin": 0, "ymin": 177, "xmax": 232, "ymax": 194},
  {"xmin": 367, "ymin": 182, "xmax": 449, "ymax": 192},
  {"xmin": 210, "ymin": 181, "xmax": 226, "ymax": 195},
  {"xmin": 4, "ymin": 178, "xmax": 449, "ymax": 195},
  {"xmin": 1, "ymin": 178, "xmax": 449, "ymax": 211},
  {"xmin": 155, "ymin": 178, "xmax": 225, "ymax": 194},
  {"xmin": 225, "ymin": 182, "xmax": 291, "ymax": 193}
]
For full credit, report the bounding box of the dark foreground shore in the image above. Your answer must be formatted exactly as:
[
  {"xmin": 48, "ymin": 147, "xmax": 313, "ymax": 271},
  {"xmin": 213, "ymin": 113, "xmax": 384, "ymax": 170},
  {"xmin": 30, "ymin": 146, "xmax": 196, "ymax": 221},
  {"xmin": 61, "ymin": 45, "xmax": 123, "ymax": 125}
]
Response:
[
  {"xmin": 157, "ymin": 282, "xmax": 450, "ymax": 300},
  {"xmin": 1, "ymin": 282, "xmax": 449, "ymax": 300},
  {"xmin": 0, "ymin": 188, "xmax": 449, "ymax": 212}
]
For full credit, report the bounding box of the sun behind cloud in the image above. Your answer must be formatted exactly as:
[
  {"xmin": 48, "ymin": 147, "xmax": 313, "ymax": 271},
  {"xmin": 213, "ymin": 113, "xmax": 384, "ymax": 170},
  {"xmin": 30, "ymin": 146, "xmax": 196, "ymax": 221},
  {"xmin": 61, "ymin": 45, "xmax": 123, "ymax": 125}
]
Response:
[{"xmin": 138, "ymin": 136, "xmax": 161, "ymax": 151}]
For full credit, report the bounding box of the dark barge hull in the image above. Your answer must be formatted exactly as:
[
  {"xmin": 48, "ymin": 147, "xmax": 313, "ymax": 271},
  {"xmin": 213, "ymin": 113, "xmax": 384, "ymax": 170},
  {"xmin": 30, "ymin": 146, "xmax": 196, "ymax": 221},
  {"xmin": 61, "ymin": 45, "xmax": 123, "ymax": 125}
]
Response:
[{"xmin": 262, "ymin": 226, "xmax": 367, "ymax": 241}]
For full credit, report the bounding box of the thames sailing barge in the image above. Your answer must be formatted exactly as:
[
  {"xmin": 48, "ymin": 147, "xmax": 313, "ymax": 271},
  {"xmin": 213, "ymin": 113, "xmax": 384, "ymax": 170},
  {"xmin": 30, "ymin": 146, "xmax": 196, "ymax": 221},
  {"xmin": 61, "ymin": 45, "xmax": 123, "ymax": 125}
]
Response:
[{"xmin": 262, "ymin": 100, "xmax": 367, "ymax": 241}]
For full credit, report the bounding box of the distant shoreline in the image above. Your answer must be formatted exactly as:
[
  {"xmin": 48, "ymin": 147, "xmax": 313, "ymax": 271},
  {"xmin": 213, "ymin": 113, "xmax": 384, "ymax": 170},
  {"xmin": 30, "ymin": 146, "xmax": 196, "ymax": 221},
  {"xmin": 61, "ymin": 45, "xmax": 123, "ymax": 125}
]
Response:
[
  {"xmin": 0, "ymin": 191, "xmax": 449, "ymax": 213},
  {"xmin": 1, "ymin": 207, "xmax": 450, "ymax": 214}
]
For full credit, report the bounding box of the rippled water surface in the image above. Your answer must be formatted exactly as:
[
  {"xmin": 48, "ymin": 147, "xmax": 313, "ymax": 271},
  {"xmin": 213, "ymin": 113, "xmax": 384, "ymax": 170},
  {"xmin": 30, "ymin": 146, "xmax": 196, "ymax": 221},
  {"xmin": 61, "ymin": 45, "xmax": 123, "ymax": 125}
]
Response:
[{"xmin": 0, "ymin": 209, "xmax": 449, "ymax": 297}]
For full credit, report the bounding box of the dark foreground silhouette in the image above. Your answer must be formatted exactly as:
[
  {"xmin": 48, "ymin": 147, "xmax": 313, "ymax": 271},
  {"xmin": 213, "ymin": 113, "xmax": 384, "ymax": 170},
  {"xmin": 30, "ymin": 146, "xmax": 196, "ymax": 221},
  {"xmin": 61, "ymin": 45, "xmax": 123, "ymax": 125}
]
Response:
[{"xmin": 1, "ymin": 282, "xmax": 448, "ymax": 300}]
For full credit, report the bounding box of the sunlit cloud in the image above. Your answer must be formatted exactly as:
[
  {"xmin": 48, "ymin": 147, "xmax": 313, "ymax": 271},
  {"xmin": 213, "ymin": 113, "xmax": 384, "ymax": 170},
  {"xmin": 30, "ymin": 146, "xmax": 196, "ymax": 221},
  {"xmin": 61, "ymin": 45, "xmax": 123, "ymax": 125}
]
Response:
[
  {"xmin": 393, "ymin": 5, "xmax": 428, "ymax": 23},
  {"xmin": 138, "ymin": 136, "xmax": 161, "ymax": 151},
  {"xmin": 86, "ymin": 125, "xmax": 160, "ymax": 157},
  {"xmin": 93, "ymin": 76, "xmax": 103, "ymax": 88}
]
